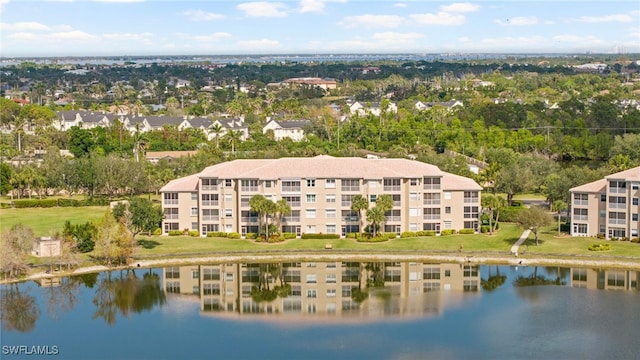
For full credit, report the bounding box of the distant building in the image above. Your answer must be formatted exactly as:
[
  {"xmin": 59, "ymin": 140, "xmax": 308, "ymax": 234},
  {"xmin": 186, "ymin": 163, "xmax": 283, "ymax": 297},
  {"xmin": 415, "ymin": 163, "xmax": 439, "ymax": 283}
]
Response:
[
  {"xmin": 262, "ymin": 119, "xmax": 311, "ymax": 141},
  {"xmin": 33, "ymin": 237, "xmax": 61, "ymax": 257}
]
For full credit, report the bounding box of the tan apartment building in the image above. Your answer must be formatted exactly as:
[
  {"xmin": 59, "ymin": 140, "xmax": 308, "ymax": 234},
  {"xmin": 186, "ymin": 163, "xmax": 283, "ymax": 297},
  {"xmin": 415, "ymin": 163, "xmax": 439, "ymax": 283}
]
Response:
[
  {"xmin": 160, "ymin": 155, "xmax": 482, "ymax": 237},
  {"xmin": 569, "ymin": 166, "xmax": 640, "ymax": 239},
  {"xmin": 570, "ymin": 268, "xmax": 639, "ymax": 291},
  {"xmin": 162, "ymin": 262, "xmax": 481, "ymax": 319}
]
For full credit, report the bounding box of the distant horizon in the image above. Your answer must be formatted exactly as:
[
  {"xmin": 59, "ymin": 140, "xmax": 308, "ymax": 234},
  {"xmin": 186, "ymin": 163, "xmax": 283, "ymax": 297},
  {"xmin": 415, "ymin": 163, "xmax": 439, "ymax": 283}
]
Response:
[{"xmin": 1, "ymin": 1, "xmax": 638, "ymax": 57}]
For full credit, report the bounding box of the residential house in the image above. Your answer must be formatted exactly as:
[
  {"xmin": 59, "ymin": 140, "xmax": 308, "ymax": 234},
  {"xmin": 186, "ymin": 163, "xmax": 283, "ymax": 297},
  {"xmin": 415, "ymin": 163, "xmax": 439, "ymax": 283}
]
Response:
[
  {"xmin": 160, "ymin": 155, "xmax": 482, "ymax": 237},
  {"xmin": 262, "ymin": 119, "xmax": 311, "ymax": 141},
  {"xmin": 349, "ymin": 101, "xmax": 398, "ymax": 117},
  {"xmin": 569, "ymin": 166, "xmax": 640, "ymax": 239}
]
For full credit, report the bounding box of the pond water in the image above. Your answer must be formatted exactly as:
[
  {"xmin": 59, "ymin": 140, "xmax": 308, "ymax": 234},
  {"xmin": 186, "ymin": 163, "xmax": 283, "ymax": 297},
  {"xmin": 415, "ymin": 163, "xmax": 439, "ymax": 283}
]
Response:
[{"xmin": 1, "ymin": 262, "xmax": 639, "ymax": 360}]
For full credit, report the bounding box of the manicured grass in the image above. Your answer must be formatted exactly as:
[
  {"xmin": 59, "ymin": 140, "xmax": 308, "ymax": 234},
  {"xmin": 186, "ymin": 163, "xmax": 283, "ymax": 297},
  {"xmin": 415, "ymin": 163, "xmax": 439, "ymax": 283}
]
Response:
[
  {"xmin": 0, "ymin": 206, "xmax": 109, "ymax": 236},
  {"xmin": 522, "ymin": 225, "xmax": 640, "ymax": 258}
]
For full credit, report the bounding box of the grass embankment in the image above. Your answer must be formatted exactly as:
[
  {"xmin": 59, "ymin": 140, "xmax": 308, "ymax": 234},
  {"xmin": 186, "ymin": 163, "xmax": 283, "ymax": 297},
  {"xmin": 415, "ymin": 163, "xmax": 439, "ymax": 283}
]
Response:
[
  {"xmin": 2, "ymin": 206, "xmax": 640, "ymax": 262},
  {"xmin": 0, "ymin": 206, "xmax": 109, "ymax": 236}
]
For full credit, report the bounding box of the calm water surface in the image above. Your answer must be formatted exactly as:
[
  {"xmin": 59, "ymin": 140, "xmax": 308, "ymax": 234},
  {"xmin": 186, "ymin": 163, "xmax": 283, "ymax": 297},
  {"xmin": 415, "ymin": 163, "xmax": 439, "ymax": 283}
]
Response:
[{"xmin": 1, "ymin": 262, "xmax": 639, "ymax": 360}]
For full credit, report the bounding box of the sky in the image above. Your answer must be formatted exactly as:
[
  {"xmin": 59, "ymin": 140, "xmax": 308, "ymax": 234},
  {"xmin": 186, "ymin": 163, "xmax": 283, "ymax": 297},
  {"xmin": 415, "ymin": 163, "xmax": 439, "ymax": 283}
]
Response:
[{"xmin": 0, "ymin": 0, "xmax": 639, "ymax": 57}]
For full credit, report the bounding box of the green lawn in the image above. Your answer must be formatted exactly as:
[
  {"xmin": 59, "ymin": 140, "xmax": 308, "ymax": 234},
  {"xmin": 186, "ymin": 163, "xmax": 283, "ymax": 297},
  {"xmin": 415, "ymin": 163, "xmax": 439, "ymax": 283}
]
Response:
[{"xmin": 0, "ymin": 206, "xmax": 109, "ymax": 236}]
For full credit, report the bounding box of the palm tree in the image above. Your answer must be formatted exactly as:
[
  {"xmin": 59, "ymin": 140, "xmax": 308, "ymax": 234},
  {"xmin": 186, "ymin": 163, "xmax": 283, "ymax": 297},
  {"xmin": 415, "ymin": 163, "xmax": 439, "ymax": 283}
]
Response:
[
  {"xmin": 225, "ymin": 129, "xmax": 242, "ymax": 155},
  {"xmin": 274, "ymin": 199, "xmax": 291, "ymax": 235},
  {"xmin": 351, "ymin": 195, "xmax": 369, "ymax": 234},
  {"xmin": 552, "ymin": 200, "xmax": 567, "ymax": 236},
  {"xmin": 208, "ymin": 123, "xmax": 224, "ymax": 149},
  {"xmin": 375, "ymin": 194, "xmax": 394, "ymax": 234},
  {"xmin": 482, "ymin": 194, "xmax": 497, "ymax": 235},
  {"xmin": 366, "ymin": 206, "xmax": 385, "ymax": 237},
  {"xmin": 132, "ymin": 125, "xmax": 148, "ymax": 163},
  {"xmin": 249, "ymin": 195, "xmax": 275, "ymax": 240},
  {"xmin": 491, "ymin": 195, "xmax": 508, "ymax": 233}
]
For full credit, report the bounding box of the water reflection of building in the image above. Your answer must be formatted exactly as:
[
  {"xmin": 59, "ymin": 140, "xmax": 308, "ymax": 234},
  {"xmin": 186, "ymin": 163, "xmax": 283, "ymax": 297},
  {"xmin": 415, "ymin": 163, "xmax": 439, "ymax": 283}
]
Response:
[
  {"xmin": 162, "ymin": 262, "xmax": 481, "ymax": 321},
  {"xmin": 570, "ymin": 268, "xmax": 639, "ymax": 291}
]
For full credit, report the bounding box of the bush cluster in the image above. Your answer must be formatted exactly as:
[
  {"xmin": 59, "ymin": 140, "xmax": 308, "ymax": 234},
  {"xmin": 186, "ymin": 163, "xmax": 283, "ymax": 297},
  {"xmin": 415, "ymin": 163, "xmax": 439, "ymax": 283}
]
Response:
[
  {"xmin": 12, "ymin": 197, "xmax": 111, "ymax": 208},
  {"xmin": 188, "ymin": 230, "xmax": 199, "ymax": 237},
  {"xmin": 458, "ymin": 229, "xmax": 475, "ymax": 234},
  {"xmin": 168, "ymin": 230, "xmax": 183, "ymax": 236},
  {"xmin": 300, "ymin": 233, "xmax": 340, "ymax": 239},
  {"xmin": 588, "ymin": 243, "xmax": 611, "ymax": 251},
  {"xmin": 440, "ymin": 229, "xmax": 456, "ymax": 236}
]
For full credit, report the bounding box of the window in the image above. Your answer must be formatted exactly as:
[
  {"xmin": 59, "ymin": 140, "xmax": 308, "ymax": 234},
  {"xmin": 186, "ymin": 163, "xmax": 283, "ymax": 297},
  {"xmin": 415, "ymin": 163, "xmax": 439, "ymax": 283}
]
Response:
[
  {"xmin": 341, "ymin": 179, "xmax": 360, "ymax": 192},
  {"xmin": 240, "ymin": 179, "xmax": 258, "ymax": 192},
  {"xmin": 633, "ymin": 182, "xmax": 639, "ymax": 190},
  {"xmin": 410, "ymin": 208, "xmax": 419, "ymax": 217},
  {"xmin": 423, "ymin": 177, "xmax": 441, "ymax": 190},
  {"xmin": 225, "ymin": 273, "xmax": 234, "ymax": 281},
  {"xmin": 264, "ymin": 180, "xmax": 272, "ymax": 188},
  {"xmin": 191, "ymin": 222, "xmax": 198, "ymax": 230},
  {"xmin": 283, "ymin": 196, "xmax": 300, "ymax": 207},
  {"xmin": 164, "ymin": 208, "xmax": 178, "ymax": 220},
  {"xmin": 306, "ymin": 179, "xmax": 316, "ymax": 187},
  {"xmin": 573, "ymin": 208, "xmax": 588, "ymax": 221},
  {"xmin": 240, "ymin": 195, "xmax": 252, "ymax": 207},
  {"xmin": 325, "ymin": 179, "xmax": 336, "ymax": 188},
  {"xmin": 608, "ymin": 212, "xmax": 626, "ymax": 225},
  {"xmin": 464, "ymin": 191, "xmax": 479, "ymax": 203},
  {"xmin": 610, "ymin": 180, "xmax": 626, "ymax": 193},
  {"xmin": 410, "ymin": 192, "xmax": 419, "ymax": 201},
  {"xmin": 202, "ymin": 209, "xmax": 219, "ymax": 221},
  {"xmin": 191, "ymin": 193, "xmax": 198, "ymax": 201},
  {"xmin": 385, "ymin": 209, "xmax": 401, "ymax": 221},
  {"xmin": 444, "ymin": 192, "xmax": 452, "ymax": 200},
  {"xmin": 573, "ymin": 223, "xmax": 588, "ymax": 234},
  {"xmin": 410, "ymin": 178, "xmax": 419, "ymax": 186},
  {"xmin": 445, "ymin": 206, "xmax": 451, "ymax": 214},
  {"xmin": 190, "ymin": 207, "xmax": 198, "ymax": 216},
  {"xmin": 283, "ymin": 210, "xmax": 300, "ymax": 223},
  {"xmin": 601, "ymin": 194, "xmax": 606, "ymax": 202},
  {"xmin": 444, "ymin": 221, "xmax": 452, "ymax": 229},
  {"xmin": 201, "ymin": 194, "xmax": 219, "ymax": 206},
  {"xmin": 392, "ymin": 194, "xmax": 401, "ymax": 206},
  {"xmin": 225, "ymin": 224, "xmax": 232, "ymax": 232},
  {"xmin": 572, "ymin": 268, "xmax": 587, "ymax": 282},
  {"xmin": 367, "ymin": 180, "xmax": 378, "ymax": 188},
  {"xmin": 633, "ymin": 214, "xmax": 638, "ymax": 222},
  {"xmin": 224, "ymin": 209, "xmax": 233, "ymax": 218},
  {"xmin": 306, "ymin": 274, "xmax": 317, "ymax": 284},
  {"xmin": 306, "ymin": 225, "xmax": 316, "ymax": 233},
  {"xmin": 383, "ymin": 178, "xmax": 401, "ymax": 191},
  {"xmin": 202, "ymin": 178, "xmax": 218, "ymax": 191},
  {"xmin": 342, "ymin": 286, "xmax": 352, "ymax": 297},
  {"xmin": 326, "ymin": 274, "xmax": 337, "ymax": 283},
  {"xmin": 282, "ymin": 180, "xmax": 301, "ymax": 192},
  {"xmin": 326, "ymin": 289, "xmax": 336, "ymax": 297},
  {"xmin": 423, "ymin": 267, "xmax": 440, "ymax": 279},
  {"xmin": 464, "ymin": 221, "xmax": 478, "ymax": 230},
  {"xmin": 325, "ymin": 209, "xmax": 336, "ymax": 218},
  {"xmin": 424, "ymin": 282, "xmax": 440, "ymax": 292},
  {"xmin": 464, "ymin": 206, "xmax": 479, "ymax": 219},
  {"xmin": 463, "ymin": 280, "xmax": 479, "ymax": 292},
  {"xmin": 384, "ymin": 269, "xmax": 401, "ymax": 282},
  {"xmin": 370, "ymin": 194, "xmax": 377, "ymax": 203},
  {"xmin": 224, "ymin": 179, "xmax": 232, "ymax": 187},
  {"xmin": 203, "ymin": 268, "xmax": 220, "ymax": 280},
  {"xmin": 573, "ymin": 193, "xmax": 588, "ymax": 206},
  {"xmin": 307, "ymin": 289, "xmax": 317, "ymax": 298},
  {"xmin": 609, "ymin": 228, "xmax": 626, "ymax": 238},
  {"xmin": 409, "ymin": 223, "xmax": 418, "ymax": 231},
  {"xmin": 326, "ymin": 224, "xmax": 336, "ymax": 233},
  {"xmin": 341, "ymin": 194, "xmax": 355, "ymax": 207},
  {"xmin": 305, "ymin": 209, "xmax": 316, "ymax": 219},
  {"xmin": 423, "ymin": 223, "xmax": 440, "ymax": 232},
  {"xmin": 609, "ymin": 196, "xmax": 626, "ymax": 209},
  {"xmin": 423, "ymin": 208, "xmax": 440, "ymax": 220},
  {"xmin": 424, "ymin": 193, "xmax": 440, "ymax": 205},
  {"xmin": 633, "ymin": 198, "xmax": 639, "ymax": 206},
  {"xmin": 326, "ymin": 194, "xmax": 336, "ymax": 203},
  {"xmin": 463, "ymin": 265, "xmax": 479, "ymax": 277},
  {"xmin": 163, "ymin": 192, "xmax": 178, "ymax": 205},
  {"xmin": 306, "ymin": 194, "xmax": 316, "ymax": 203},
  {"xmin": 224, "ymin": 194, "xmax": 232, "ymax": 203}
]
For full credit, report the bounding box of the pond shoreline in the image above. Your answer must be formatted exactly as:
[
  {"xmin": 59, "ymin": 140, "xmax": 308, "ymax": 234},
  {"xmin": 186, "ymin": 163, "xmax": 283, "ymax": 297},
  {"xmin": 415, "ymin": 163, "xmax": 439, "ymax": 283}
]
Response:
[{"xmin": 5, "ymin": 251, "xmax": 639, "ymax": 285}]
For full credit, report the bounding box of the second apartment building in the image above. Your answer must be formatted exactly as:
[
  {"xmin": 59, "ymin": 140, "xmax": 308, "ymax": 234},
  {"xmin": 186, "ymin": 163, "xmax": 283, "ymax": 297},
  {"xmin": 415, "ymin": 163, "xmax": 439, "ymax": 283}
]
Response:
[{"xmin": 160, "ymin": 155, "xmax": 482, "ymax": 237}]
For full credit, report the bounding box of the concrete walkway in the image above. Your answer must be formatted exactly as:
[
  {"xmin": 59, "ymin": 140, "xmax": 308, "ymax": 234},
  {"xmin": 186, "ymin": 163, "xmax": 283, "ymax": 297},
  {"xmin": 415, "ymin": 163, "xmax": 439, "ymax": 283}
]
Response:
[{"xmin": 511, "ymin": 229, "xmax": 531, "ymax": 255}]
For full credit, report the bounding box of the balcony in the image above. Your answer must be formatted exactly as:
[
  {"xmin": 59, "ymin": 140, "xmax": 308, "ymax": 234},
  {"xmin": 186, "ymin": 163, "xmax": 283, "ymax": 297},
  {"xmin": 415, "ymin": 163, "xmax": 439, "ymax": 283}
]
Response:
[
  {"xmin": 609, "ymin": 203, "xmax": 626, "ymax": 209},
  {"xmin": 573, "ymin": 215, "xmax": 588, "ymax": 221},
  {"xmin": 385, "ymin": 216, "xmax": 401, "ymax": 222},
  {"xmin": 202, "ymin": 185, "xmax": 218, "ymax": 191},
  {"xmin": 423, "ymin": 214, "xmax": 440, "ymax": 220},
  {"xmin": 608, "ymin": 219, "xmax": 626, "ymax": 225},
  {"xmin": 241, "ymin": 217, "xmax": 259, "ymax": 223},
  {"xmin": 202, "ymin": 216, "xmax": 219, "ymax": 221},
  {"xmin": 163, "ymin": 199, "xmax": 178, "ymax": 205}
]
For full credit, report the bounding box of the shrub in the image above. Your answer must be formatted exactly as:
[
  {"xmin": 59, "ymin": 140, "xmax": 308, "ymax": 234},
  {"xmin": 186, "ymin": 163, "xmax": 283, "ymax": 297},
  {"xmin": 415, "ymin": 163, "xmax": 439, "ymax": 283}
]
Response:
[
  {"xmin": 57, "ymin": 198, "xmax": 81, "ymax": 207},
  {"xmin": 301, "ymin": 233, "xmax": 340, "ymax": 239},
  {"xmin": 345, "ymin": 233, "xmax": 358, "ymax": 239},
  {"xmin": 168, "ymin": 230, "xmax": 183, "ymax": 236},
  {"xmin": 282, "ymin": 232, "xmax": 297, "ymax": 239},
  {"xmin": 267, "ymin": 235, "xmax": 285, "ymax": 243},
  {"xmin": 560, "ymin": 223, "xmax": 570, "ymax": 232},
  {"xmin": 459, "ymin": 229, "xmax": 475, "ymax": 234},
  {"xmin": 245, "ymin": 232, "xmax": 257, "ymax": 240},
  {"xmin": 630, "ymin": 237, "xmax": 639, "ymax": 243},
  {"xmin": 13, "ymin": 199, "xmax": 58, "ymax": 208},
  {"xmin": 481, "ymin": 225, "xmax": 490, "ymax": 233},
  {"xmin": 0, "ymin": 202, "xmax": 11, "ymax": 209},
  {"xmin": 227, "ymin": 232, "xmax": 241, "ymax": 239},
  {"xmin": 401, "ymin": 231, "xmax": 416, "ymax": 238},
  {"xmin": 499, "ymin": 207, "xmax": 525, "ymax": 222},
  {"xmin": 188, "ymin": 230, "xmax": 199, "ymax": 237},
  {"xmin": 206, "ymin": 231, "xmax": 227, "ymax": 238},
  {"xmin": 588, "ymin": 243, "xmax": 611, "ymax": 251},
  {"xmin": 440, "ymin": 229, "xmax": 456, "ymax": 236},
  {"xmin": 357, "ymin": 236, "xmax": 388, "ymax": 243},
  {"xmin": 384, "ymin": 232, "xmax": 397, "ymax": 239},
  {"xmin": 416, "ymin": 230, "xmax": 436, "ymax": 237},
  {"xmin": 152, "ymin": 227, "xmax": 162, "ymax": 235}
]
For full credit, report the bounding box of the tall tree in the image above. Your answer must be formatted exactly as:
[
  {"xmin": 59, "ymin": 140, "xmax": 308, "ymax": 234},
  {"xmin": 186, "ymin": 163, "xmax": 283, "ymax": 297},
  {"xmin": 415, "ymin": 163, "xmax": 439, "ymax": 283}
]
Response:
[
  {"xmin": 515, "ymin": 206, "xmax": 553, "ymax": 246},
  {"xmin": 351, "ymin": 194, "xmax": 369, "ymax": 234},
  {"xmin": 274, "ymin": 199, "xmax": 291, "ymax": 235}
]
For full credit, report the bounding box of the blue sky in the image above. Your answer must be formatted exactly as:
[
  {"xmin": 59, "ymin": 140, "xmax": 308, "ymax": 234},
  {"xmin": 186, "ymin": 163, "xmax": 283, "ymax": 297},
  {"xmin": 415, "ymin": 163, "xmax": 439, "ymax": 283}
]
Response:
[{"xmin": 1, "ymin": 0, "xmax": 639, "ymax": 57}]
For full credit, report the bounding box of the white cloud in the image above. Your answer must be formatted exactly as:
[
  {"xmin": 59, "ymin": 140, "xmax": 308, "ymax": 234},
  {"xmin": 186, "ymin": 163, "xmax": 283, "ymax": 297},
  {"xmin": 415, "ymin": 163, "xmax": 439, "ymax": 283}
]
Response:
[
  {"xmin": 552, "ymin": 34, "xmax": 603, "ymax": 44},
  {"xmin": 340, "ymin": 14, "xmax": 404, "ymax": 28},
  {"xmin": 49, "ymin": 30, "xmax": 97, "ymax": 40},
  {"xmin": 575, "ymin": 14, "xmax": 633, "ymax": 23},
  {"xmin": 192, "ymin": 32, "xmax": 233, "ymax": 42},
  {"xmin": 458, "ymin": 36, "xmax": 470, "ymax": 42},
  {"xmin": 1, "ymin": 22, "xmax": 51, "ymax": 31},
  {"xmin": 8, "ymin": 32, "xmax": 39, "ymax": 41},
  {"xmin": 494, "ymin": 16, "xmax": 539, "ymax": 26},
  {"xmin": 182, "ymin": 10, "xmax": 224, "ymax": 22},
  {"xmin": 393, "ymin": 3, "xmax": 407, "ymax": 8},
  {"xmin": 237, "ymin": 2, "xmax": 288, "ymax": 17},
  {"xmin": 237, "ymin": 38, "xmax": 280, "ymax": 48},
  {"xmin": 102, "ymin": 32, "xmax": 153, "ymax": 41},
  {"xmin": 410, "ymin": 12, "xmax": 466, "ymax": 25},
  {"xmin": 299, "ymin": 0, "xmax": 324, "ymax": 13},
  {"xmin": 372, "ymin": 32, "xmax": 424, "ymax": 41},
  {"xmin": 439, "ymin": 2, "xmax": 480, "ymax": 13}
]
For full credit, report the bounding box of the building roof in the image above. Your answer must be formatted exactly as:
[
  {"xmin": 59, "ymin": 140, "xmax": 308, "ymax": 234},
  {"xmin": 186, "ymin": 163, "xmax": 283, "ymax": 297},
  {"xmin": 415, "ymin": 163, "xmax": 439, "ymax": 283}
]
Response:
[
  {"xmin": 146, "ymin": 151, "xmax": 198, "ymax": 161},
  {"xmin": 605, "ymin": 166, "xmax": 640, "ymax": 182},
  {"xmin": 162, "ymin": 155, "xmax": 481, "ymax": 190},
  {"xmin": 273, "ymin": 120, "xmax": 311, "ymax": 129},
  {"xmin": 570, "ymin": 178, "xmax": 607, "ymax": 193},
  {"xmin": 160, "ymin": 173, "xmax": 200, "ymax": 192}
]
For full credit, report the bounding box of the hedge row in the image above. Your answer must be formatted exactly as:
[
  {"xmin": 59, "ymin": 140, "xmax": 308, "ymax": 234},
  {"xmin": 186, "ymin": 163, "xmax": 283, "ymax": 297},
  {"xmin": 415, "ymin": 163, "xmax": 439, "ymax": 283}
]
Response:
[
  {"xmin": 300, "ymin": 233, "xmax": 340, "ymax": 239},
  {"xmin": 205, "ymin": 231, "xmax": 241, "ymax": 239},
  {"xmin": 11, "ymin": 198, "xmax": 111, "ymax": 208}
]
